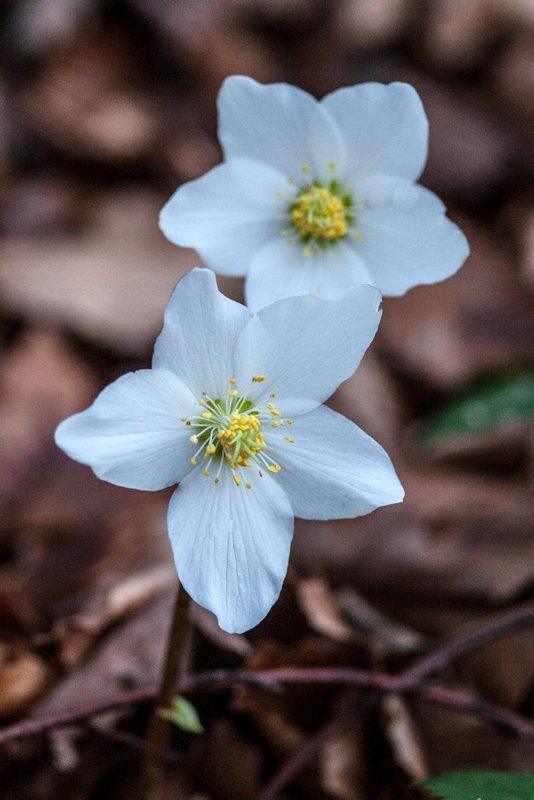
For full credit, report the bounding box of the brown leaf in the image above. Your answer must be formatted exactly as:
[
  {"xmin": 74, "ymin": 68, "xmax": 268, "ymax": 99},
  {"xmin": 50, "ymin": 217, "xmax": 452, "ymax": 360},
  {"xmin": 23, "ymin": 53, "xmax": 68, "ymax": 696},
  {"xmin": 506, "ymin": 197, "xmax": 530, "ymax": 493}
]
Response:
[
  {"xmin": 295, "ymin": 577, "xmax": 357, "ymax": 644},
  {"xmin": 0, "ymin": 191, "xmax": 201, "ymax": 355},
  {"xmin": 320, "ymin": 718, "xmax": 368, "ymax": 800},
  {"xmin": 0, "ymin": 644, "xmax": 49, "ymax": 717},
  {"xmin": 381, "ymin": 694, "xmax": 428, "ymax": 781}
]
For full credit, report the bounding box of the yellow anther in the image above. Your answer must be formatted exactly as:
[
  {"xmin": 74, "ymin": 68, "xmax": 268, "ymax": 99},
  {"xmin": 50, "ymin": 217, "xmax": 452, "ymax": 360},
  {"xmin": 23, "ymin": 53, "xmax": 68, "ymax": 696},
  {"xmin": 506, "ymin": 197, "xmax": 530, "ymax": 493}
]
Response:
[
  {"xmin": 287, "ymin": 419, "xmax": 293, "ymax": 425},
  {"xmin": 201, "ymin": 411, "xmax": 212, "ymax": 419},
  {"xmin": 291, "ymin": 185, "xmax": 349, "ymax": 243},
  {"xmin": 270, "ymin": 393, "xmax": 277, "ymax": 398},
  {"xmin": 233, "ymin": 473, "xmax": 242, "ymax": 487},
  {"xmin": 191, "ymin": 457, "xmax": 197, "ymax": 465},
  {"xmin": 214, "ymin": 477, "xmax": 219, "ymax": 484},
  {"xmin": 301, "ymin": 165, "xmax": 311, "ymax": 173},
  {"xmin": 252, "ymin": 375, "xmax": 266, "ymax": 382},
  {"xmin": 203, "ymin": 469, "xmax": 210, "ymax": 476},
  {"xmin": 189, "ymin": 434, "xmax": 199, "ymax": 444},
  {"xmin": 270, "ymin": 421, "xmax": 279, "ymax": 427},
  {"xmin": 229, "ymin": 389, "xmax": 238, "ymax": 396},
  {"xmin": 180, "ymin": 417, "xmax": 189, "ymax": 422},
  {"xmin": 206, "ymin": 444, "xmax": 216, "ymax": 454},
  {"xmin": 267, "ymin": 464, "xmax": 281, "ymax": 473},
  {"xmin": 283, "ymin": 436, "xmax": 295, "ymax": 443},
  {"xmin": 245, "ymin": 482, "xmax": 252, "ymax": 489},
  {"xmin": 229, "ymin": 378, "xmax": 236, "ymax": 385}
]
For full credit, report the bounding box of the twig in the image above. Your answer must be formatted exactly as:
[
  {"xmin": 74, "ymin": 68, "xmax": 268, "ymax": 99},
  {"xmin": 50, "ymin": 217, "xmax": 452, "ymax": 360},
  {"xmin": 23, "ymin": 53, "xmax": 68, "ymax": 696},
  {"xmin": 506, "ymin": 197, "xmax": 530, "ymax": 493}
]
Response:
[
  {"xmin": 257, "ymin": 693, "xmax": 380, "ymax": 800},
  {"xmin": 1, "ymin": 602, "xmax": 534, "ymax": 761},
  {"xmin": 419, "ymin": 685, "xmax": 534, "ymax": 737},
  {"xmin": 399, "ymin": 602, "xmax": 534, "ymax": 686}
]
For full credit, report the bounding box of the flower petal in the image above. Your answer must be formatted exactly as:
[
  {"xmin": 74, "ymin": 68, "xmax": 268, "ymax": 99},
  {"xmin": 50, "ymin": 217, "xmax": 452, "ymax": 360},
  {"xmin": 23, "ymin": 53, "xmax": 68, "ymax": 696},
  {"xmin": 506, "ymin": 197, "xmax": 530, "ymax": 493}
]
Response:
[
  {"xmin": 55, "ymin": 369, "xmax": 197, "ymax": 490},
  {"xmin": 218, "ymin": 75, "xmax": 346, "ymax": 182},
  {"xmin": 235, "ymin": 281, "xmax": 382, "ymax": 416},
  {"xmin": 153, "ymin": 269, "xmax": 251, "ymax": 397},
  {"xmin": 245, "ymin": 237, "xmax": 373, "ymax": 312},
  {"xmin": 270, "ymin": 405, "xmax": 404, "ymax": 519},
  {"xmin": 357, "ymin": 178, "xmax": 469, "ymax": 295},
  {"xmin": 167, "ymin": 466, "xmax": 294, "ymax": 633},
  {"xmin": 159, "ymin": 158, "xmax": 286, "ymax": 277},
  {"xmin": 322, "ymin": 82, "xmax": 428, "ymax": 181}
]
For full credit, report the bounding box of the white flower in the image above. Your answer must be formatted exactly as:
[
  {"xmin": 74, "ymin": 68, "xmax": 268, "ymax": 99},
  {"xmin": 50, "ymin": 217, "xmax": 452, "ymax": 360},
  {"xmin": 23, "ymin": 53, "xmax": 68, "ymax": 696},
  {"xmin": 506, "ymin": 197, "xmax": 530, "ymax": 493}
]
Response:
[
  {"xmin": 160, "ymin": 76, "xmax": 469, "ymax": 311},
  {"xmin": 55, "ymin": 269, "xmax": 403, "ymax": 633}
]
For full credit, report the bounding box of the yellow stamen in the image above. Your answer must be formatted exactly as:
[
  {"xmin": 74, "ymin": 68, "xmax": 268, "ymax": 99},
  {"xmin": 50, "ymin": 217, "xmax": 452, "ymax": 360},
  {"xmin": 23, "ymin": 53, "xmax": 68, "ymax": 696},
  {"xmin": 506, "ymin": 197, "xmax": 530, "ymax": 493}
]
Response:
[
  {"xmin": 291, "ymin": 185, "xmax": 348, "ymax": 243},
  {"xmin": 283, "ymin": 436, "xmax": 295, "ymax": 443},
  {"xmin": 252, "ymin": 375, "xmax": 266, "ymax": 382},
  {"xmin": 233, "ymin": 473, "xmax": 242, "ymax": 487}
]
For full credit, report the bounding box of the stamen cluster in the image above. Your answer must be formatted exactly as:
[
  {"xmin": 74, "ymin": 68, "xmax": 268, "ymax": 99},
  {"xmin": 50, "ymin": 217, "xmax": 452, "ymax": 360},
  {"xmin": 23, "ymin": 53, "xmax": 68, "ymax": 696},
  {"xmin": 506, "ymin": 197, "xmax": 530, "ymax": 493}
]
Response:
[
  {"xmin": 290, "ymin": 184, "xmax": 349, "ymax": 242},
  {"xmin": 182, "ymin": 376, "xmax": 293, "ymax": 489}
]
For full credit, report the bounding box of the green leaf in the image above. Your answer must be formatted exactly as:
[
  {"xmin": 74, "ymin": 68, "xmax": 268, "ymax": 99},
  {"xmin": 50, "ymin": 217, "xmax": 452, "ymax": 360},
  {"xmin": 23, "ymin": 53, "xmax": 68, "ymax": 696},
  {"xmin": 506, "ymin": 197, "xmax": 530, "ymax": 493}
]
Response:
[
  {"xmin": 421, "ymin": 770, "xmax": 534, "ymax": 800},
  {"xmin": 158, "ymin": 695, "xmax": 204, "ymax": 734},
  {"xmin": 417, "ymin": 371, "xmax": 534, "ymax": 447}
]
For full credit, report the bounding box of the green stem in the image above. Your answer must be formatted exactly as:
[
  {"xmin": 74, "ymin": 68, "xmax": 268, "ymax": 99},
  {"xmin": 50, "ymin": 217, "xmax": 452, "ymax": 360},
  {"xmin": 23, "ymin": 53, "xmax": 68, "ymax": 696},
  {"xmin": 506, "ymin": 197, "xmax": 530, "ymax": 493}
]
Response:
[{"xmin": 143, "ymin": 582, "xmax": 191, "ymax": 800}]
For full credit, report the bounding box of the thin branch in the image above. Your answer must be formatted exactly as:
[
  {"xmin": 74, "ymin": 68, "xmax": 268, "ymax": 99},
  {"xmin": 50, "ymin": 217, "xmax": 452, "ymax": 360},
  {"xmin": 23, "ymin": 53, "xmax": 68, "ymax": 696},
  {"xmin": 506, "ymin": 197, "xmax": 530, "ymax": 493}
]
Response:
[
  {"xmin": 1, "ymin": 602, "xmax": 534, "ymax": 752},
  {"xmin": 399, "ymin": 603, "xmax": 534, "ymax": 686},
  {"xmin": 419, "ymin": 685, "xmax": 534, "ymax": 737},
  {"xmin": 256, "ymin": 693, "xmax": 380, "ymax": 800}
]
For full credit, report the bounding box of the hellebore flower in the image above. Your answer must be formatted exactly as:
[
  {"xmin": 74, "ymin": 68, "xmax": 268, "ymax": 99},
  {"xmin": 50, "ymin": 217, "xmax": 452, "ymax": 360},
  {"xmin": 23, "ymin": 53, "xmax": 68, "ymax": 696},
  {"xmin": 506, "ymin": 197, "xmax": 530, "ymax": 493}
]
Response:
[
  {"xmin": 160, "ymin": 76, "xmax": 469, "ymax": 311},
  {"xmin": 55, "ymin": 269, "xmax": 403, "ymax": 632}
]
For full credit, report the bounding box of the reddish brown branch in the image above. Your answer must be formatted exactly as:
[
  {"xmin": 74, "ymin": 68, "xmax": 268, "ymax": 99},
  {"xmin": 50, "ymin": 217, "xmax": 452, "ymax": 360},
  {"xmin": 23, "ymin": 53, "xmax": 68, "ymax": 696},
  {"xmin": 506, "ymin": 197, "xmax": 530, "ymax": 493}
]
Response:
[
  {"xmin": 399, "ymin": 602, "xmax": 534, "ymax": 686},
  {"xmin": 0, "ymin": 602, "xmax": 533, "ymax": 764}
]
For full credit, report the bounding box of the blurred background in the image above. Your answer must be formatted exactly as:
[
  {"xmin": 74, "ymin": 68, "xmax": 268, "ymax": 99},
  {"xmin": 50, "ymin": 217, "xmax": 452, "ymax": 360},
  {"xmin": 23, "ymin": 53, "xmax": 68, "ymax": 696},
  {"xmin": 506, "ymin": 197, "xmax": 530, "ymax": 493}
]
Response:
[{"xmin": 1, "ymin": 0, "xmax": 534, "ymax": 798}]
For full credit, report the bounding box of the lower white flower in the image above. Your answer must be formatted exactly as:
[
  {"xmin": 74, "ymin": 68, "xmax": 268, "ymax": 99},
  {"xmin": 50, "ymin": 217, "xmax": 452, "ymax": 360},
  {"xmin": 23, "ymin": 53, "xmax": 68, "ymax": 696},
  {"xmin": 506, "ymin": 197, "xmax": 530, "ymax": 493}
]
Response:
[
  {"xmin": 160, "ymin": 75, "xmax": 469, "ymax": 311},
  {"xmin": 55, "ymin": 269, "xmax": 404, "ymax": 633}
]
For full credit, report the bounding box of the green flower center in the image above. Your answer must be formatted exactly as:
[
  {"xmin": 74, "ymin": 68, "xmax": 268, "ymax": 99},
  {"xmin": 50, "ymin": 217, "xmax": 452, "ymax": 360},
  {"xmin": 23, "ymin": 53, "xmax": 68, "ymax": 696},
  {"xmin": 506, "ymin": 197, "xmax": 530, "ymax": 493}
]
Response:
[{"xmin": 288, "ymin": 178, "xmax": 357, "ymax": 255}]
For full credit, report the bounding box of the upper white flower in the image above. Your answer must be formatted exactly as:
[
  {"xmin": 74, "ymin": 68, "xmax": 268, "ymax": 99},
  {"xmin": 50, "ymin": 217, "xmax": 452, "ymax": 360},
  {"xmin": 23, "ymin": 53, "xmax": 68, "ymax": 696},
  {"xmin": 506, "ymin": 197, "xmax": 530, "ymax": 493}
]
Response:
[
  {"xmin": 160, "ymin": 76, "xmax": 469, "ymax": 311},
  {"xmin": 55, "ymin": 269, "xmax": 403, "ymax": 633}
]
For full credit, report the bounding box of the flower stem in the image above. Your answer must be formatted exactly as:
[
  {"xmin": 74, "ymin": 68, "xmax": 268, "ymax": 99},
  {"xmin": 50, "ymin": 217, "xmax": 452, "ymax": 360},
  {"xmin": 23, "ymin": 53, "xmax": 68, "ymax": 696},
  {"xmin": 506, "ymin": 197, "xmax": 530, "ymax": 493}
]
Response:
[{"xmin": 143, "ymin": 582, "xmax": 191, "ymax": 800}]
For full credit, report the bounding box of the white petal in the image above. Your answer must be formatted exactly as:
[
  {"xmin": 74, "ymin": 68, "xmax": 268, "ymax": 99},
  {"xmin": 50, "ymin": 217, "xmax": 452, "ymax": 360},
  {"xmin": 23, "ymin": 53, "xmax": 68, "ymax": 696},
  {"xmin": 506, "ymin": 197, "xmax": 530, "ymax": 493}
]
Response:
[
  {"xmin": 159, "ymin": 159, "xmax": 285, "ymax": 277},
  {"xmin": 153, "ymin": 269, "xmax": 251, "ymax": 397},
  {"xmin": 167, "ymin": 466, "xmax": 294, "ymax": 633},
  {"xmin": 245, "ymin": 237, "xmax": 373, "ymax": 312},
  {"xmin": 55, "ymin": 369, "xmax": 197, "ymax": 490},
  {"xmin": 235, "ymin": 282, "xmax": 382, "ymax": 416},
  {"xmin": 270, "ymin": 405, "xmax": 404, "ymax": 519},
  {"xmin": 322, "ymin": 82, "xmax": 428, "ymax": 181},
  {"xmin": 218, "ymin": 75, "xmax": 346, "ymax": 183},
  {"xmin": 357, "ymin": 179, "xmax": 469, "ymax": 295}
]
